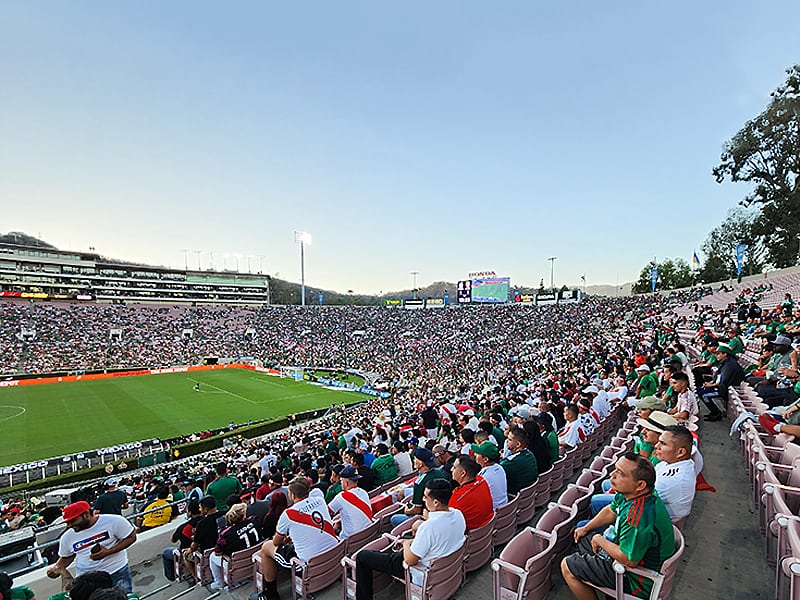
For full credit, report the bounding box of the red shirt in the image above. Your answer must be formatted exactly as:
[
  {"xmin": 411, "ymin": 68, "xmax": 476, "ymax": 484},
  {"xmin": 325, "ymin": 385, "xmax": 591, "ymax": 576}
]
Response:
[
  {"xmin": 449, "ymin": 476, "xmax": 494, "ymax": 531},
  {"xmin": 255, "ymin": 483, "xmax": 272, "ymax": 501}
]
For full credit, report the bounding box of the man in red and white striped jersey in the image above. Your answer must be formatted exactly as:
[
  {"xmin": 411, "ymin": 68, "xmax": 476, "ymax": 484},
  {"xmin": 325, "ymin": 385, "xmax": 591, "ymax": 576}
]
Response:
[
  {"xmin": 328, "ymin": 465, "xmax": 373, "ymax": 538},
  {"xmin": 254, "ymin": 477, "xmax": 338, "ymax": 600}
]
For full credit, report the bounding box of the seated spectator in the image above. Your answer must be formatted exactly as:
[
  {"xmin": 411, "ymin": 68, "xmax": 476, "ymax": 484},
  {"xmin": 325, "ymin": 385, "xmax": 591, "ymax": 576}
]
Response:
[
  {"xmin": 162, "ymin": 499, "xmax": 202, "ymax": 581},
  {"xmin": 369, "ymin": 443, "xmax": 398, "ymax": 486},
  {"xmin": 432, "ymin": 442, "xmax": 458, "ymax": 480},
  {"xmin": 391, "ymin": 441, "xmax": 414, "ymax": 477},
  {"xmin": 500, "ymin": 426, "xmax": 539, "ymax": 496},
  {"xmin": 47, "ymin": 571, "xmax": 115, "ymax": 600},
  {"xmin": 390, "ymin": 448, "xmax": 447, "ymax": 527},
  {"xmin": 182, "ymin": 496, "xmax": 223, "ymax": 577},
  {"xmin": 522, "ymin": 419, "xmax": 552, "ymax": 474},
  {"xmin": 534, "ymin": 412, "xmax": 560, "ymax": 465},
  {"xmin": 653, "ymin": 426, "xmax": 697, "ymax": 522},
  {"xmin": 589, "ymin": 412, "xmax": 678, "ymax": 516},
  {"xmin": 447, "ymin": 455, "xmax": 493, "ymax": 531},
  {"xmin": 561, "ymin": 453, "xmax": 675, "ymax": 600},
  {"xmin": 354, "ymin": 478, "xmax": 466, "ymax": 600},
  {"xmin": 0, "ymin": 571, "xmax": 35, "ymax": 600},
  {"xmin": 209, "ymin": 503, "xmax": 262, "ymax": 590},
  {"xmin": 557, "ymin": 405, "xmax": 587, "ymax": 451},
  {"xmin": 255, "ymin": 477, "xmax": 338, "ymax": 600},
  {"xmin": 472, "ymin": 441, "xmax": 508, "ymax": 509},
  {"xmin": 699, "ymin": 343, "xmax": 745, "ymax": 421},
  {"xmin": 328, "ymin": 466, "xmax": 373, "ymax": 538},
  {"xmin": 259, "ymin": 492, "xmax": 288, "ymax": 540},
  {"xmin": 137, "ymin": 486, "xmax": 172, "ymax": 532},
  {"xmin": 350, "ymin": 452, "xmax": 376, "ymax": 492},
  {"xmin": 666, "ymin": 372, "xmax": 699, "ymax": 424},
  {"xmin": 635, "ymin": 364, "xmax": 659, "ymax": 398}
]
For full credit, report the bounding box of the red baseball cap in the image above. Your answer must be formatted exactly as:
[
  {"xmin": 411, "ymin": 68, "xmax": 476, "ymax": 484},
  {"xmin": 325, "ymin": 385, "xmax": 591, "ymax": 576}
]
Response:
[{"xmin": 62, "ymin": 501, "xmax": 91, "ymax": 521}]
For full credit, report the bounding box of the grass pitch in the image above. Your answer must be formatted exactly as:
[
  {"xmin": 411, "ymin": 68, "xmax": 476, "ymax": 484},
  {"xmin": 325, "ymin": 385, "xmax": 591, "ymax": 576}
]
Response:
[{"xmin": 0, "ymin": 369, "xmax": 361, "ymax": 467}]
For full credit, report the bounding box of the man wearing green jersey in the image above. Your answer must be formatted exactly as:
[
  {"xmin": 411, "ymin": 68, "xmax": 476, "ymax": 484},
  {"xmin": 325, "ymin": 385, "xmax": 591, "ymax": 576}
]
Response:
[{"xmin": 561, "ymin": 453, "xmax": 675, "ymax": 599}]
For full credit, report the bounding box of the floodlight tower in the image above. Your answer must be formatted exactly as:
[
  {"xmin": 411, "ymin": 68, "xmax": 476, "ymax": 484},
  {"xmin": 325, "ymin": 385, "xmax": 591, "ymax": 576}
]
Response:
[
  {"xmin": 295, "ymin": 231, "xmax": 312, "ymax": 306},
  {"xmin": 547, "ymin": 256, "xmax": 557, "ymax": 292}
]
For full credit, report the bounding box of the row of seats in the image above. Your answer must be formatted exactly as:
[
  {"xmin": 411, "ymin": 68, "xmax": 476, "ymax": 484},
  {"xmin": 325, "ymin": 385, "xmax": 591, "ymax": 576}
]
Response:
[
  {"xmin": 492, "ymin": 409, "xmax": 686, "ymax": 600},
  {"xmin": 728, "ymin": 383, "xmax": 800, "ymax": 600},
  {"xmin": 181, "ymin": 400, "xmax": 643, "ymax": 600}
]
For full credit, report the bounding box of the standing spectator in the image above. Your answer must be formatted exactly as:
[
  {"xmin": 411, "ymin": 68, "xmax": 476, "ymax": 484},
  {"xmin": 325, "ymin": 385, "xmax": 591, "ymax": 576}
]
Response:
[
  {"xmin": 45, "ymin": 501, "xmax": 137, "ymax": 594},
  {"xmin": 205, "ymin": 463, "xmax": 242, "ymax": 509},
  {"xmin": 93, "ymin": 479, "xmax": 128, "ymax": 516}
]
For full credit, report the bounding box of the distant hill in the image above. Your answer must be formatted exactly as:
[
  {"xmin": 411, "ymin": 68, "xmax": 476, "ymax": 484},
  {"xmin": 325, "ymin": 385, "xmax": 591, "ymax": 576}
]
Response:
[{"xmin": 0, "ymin": 231, "xmax": 56, "ymax": 249}]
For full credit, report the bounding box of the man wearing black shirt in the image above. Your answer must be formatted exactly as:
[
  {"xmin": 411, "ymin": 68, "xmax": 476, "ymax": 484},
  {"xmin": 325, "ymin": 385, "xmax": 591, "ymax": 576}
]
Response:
[
  {"xmin": 182, "ymin": 496, "xmax": 223, "ymax": 576},
  {"xmin": 163, "ymin": 500, "xmax": 202, "ymax": 580},
  {"xmin": 93, "ymin": 479, "xmax": 129, "ymax": 515}
]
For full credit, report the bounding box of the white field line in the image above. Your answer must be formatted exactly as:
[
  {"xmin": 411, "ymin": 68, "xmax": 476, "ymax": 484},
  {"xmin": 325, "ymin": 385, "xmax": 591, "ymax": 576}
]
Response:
[{"xmin": 187, "ymin": 378, "xmax": 258, "ymax": 405}]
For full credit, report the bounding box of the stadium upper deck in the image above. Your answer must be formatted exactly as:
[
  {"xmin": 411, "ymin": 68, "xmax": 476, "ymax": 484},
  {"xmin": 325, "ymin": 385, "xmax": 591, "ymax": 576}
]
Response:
[{"xmin": 0, "ymin": 242, "xmax": 271, "ymax": 304}]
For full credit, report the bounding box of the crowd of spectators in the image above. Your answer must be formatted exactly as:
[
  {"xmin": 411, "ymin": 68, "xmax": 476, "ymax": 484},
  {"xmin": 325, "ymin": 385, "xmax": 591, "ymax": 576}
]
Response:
[{"xmin": 0, "ymin": 284, "xmax": 742, "ymax": 600}]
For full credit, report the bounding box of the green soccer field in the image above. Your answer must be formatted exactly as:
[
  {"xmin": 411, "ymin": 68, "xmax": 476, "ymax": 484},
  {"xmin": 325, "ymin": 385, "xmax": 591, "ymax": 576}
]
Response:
[{"xmin": 0, "ymin": 369, "xmax": 361, "ymax": 467}]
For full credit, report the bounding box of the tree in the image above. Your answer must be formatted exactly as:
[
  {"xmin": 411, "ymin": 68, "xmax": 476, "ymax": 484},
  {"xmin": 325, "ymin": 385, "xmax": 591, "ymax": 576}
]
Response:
[
  {"xmin": 713, "ymin": 65, "xmax": 800, "ymax": 267},
  {"xmin": 632, "ymin": 258, "xmax": 694, "ymax": 294},
  {"xmin": 699, "ymin": 207, "xmax": 767, "ymax": 283}
]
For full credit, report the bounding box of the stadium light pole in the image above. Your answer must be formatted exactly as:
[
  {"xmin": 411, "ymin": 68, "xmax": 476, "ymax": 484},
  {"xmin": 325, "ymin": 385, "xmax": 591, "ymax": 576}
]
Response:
[
  {"xmin": 411, "ymin": 271, "xmax": 419, "ymax": 299},
  {"xmin": 547, "ymin": 257, "xmax": 557, "ymax": 292},
  {"xmin": 295, "ymin": 231, "xmax": 312, "ymax": 306}
]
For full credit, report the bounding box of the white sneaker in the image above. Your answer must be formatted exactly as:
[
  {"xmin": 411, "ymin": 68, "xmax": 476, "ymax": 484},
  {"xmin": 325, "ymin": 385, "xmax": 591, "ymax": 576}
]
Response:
[{"xmin": 210, "ymin": 582, "xmax": 223, "ymax": 590}]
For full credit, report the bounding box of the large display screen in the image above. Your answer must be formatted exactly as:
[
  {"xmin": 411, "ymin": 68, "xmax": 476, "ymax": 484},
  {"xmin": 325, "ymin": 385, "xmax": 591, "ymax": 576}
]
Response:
[
  {"xmin": 471, "ymin": 277, "xmax": 510, "ymax": 303},
  {"xmin": 457, "ymin": 280, "xmax": 472, "ymax": 304}
]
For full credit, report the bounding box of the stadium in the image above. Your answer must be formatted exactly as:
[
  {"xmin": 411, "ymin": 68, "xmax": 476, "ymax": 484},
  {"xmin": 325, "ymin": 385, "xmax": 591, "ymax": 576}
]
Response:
[
  {"xmin": 1, "ymin": 233, "xmax": 800, "ymax": 600},
  {"xmin": 4, "ymin": 6, "xmax": 800, "ymax": 600}
]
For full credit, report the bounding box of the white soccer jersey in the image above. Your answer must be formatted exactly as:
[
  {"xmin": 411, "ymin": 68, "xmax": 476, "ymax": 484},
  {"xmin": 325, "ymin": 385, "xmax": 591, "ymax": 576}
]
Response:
[
  {"xmin": 276, "ymin": 494, "xmax": 338, "ymax": 562},
  {"xmin": 329, "ymin": 487, "xmax": 373, "ymax": 538}
]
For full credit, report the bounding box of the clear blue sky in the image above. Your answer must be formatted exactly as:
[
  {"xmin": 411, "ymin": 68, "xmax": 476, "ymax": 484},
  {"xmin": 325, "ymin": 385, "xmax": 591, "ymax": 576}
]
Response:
[{"xmin": 2, "ymin": 2, "xmax": 799, "ymax": 294}]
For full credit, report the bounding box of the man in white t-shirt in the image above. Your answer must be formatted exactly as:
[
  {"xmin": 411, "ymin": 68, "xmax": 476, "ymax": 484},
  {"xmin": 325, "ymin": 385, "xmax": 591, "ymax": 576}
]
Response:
[
  {"xmin": 258, "ymin": 448, "xmax": 277, "ymax": 478},
  {"xmin": 328, "ymin": 466, "xmax": 373, "ymax": 538},
  {"xmin": 46, "ymin": 501, "xmax": 136, "ymax": 593},
  {"xmin": 354, "ymin": 478, "xmax": 465, "ymax": 600},
  {"xmin": 391, "ymin": 441, "xmax": 414, "ymax": 477},
  {"xmin": 653, "ymin": 425, "xmax": 697, "ymax": 521},
  {"xmin": 255, "ymin": 477, "xmax": 338, "ymax": 600},
  {"xmin": 472, "ymin": 441, "xmax": 508, "ymax": 509}
]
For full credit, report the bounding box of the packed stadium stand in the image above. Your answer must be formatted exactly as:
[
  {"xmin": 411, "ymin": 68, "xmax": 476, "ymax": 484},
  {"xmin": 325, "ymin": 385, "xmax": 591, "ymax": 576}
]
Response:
[{"xmin": 4, "ymin": 268, "xmax": 800, "ymax": 600}]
